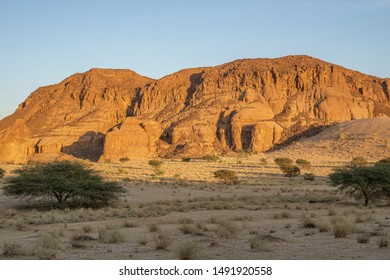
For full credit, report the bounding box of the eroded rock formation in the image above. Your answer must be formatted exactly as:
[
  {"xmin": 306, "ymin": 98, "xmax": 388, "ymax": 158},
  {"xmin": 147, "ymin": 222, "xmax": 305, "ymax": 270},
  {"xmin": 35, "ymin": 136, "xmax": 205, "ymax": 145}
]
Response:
[{"xmin": 0, "ymin": 55, "xmax": 389, "ymax": 162}]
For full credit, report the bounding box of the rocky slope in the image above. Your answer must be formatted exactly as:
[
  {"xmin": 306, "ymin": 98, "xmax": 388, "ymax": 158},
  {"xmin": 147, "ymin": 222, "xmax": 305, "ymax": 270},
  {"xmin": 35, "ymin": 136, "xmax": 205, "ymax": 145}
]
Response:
[{"xmin": 0, "ymin": 55, "xmax": 389, "ymax": 163}]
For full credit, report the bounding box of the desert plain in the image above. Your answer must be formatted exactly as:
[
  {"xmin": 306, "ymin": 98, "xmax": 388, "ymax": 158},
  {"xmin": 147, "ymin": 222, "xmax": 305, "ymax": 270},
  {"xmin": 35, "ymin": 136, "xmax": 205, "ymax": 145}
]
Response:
[{"xmin": 1, "ymin": 118, "xmax": 389, "ymax": 260}]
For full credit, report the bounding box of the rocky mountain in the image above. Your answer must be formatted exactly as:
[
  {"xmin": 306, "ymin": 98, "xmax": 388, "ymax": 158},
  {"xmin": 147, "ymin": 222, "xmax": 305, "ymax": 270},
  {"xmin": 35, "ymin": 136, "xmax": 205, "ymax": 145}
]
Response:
[{"xmin": 0, "ymin": 55, "xmax": 389, "ymax": 163}]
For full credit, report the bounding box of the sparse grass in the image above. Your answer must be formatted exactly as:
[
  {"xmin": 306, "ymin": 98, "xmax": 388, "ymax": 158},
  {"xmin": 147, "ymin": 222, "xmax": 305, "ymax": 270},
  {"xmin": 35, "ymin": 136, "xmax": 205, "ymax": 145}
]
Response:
[
  {"xmin": 123, "ymin": 220, "xmax": 139, "ymax": 228},
  {"xmin": 177, "ymin": 242, "xmax": 200, "ymax": 260},
  {"xmin": 2, "ymin": 241, "xmax": 23, "ymax": 257},
  {"xmin": 154, "ymin": 232, "xmax": 172, "ymax": 250},
  {"xmin": 178, "ymin": 217, "xmax": 195, "ymax": 224},
  {"xmin": 98, "ymin": 228, "xmax": 124, "ymax": 243},
  {"xmin": 179, "ymin": 222, "xmax": 207, "ymax": 236},
  {"xmin": 148, "ymin": 223, "xmax": 161, "ymax": 232},
  {"xmin": 273, "ymin": 211, "xmax": 292, "ymax": 219},
  {"xmin": 214, "ymin": 221, "xmax": 238, "ymax": 239}
]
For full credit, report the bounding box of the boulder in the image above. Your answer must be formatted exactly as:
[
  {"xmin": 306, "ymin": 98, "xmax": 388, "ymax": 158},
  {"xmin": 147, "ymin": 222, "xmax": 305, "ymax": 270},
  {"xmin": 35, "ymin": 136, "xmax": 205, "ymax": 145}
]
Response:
[{"xmin": 100, "ymin": 118, "xmax": 162, "ymax": 160}]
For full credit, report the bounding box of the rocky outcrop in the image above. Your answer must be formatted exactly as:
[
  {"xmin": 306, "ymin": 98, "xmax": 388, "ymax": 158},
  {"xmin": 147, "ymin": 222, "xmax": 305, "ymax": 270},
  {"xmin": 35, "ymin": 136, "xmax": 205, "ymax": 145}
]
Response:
[
  {"xmin": 0, "ymin": 55, "xmax": 389, "ymax": 162},
  {"xmin": 0, "ymin": 119, "xmax": 32, "ymax": 163},
  {"xmin": 0, "ymin": 69, "xmax": 153, "ymax": 162},
  {"xmin": 101, "ymin": 118, "xmax": 162, "ymax": 160}
]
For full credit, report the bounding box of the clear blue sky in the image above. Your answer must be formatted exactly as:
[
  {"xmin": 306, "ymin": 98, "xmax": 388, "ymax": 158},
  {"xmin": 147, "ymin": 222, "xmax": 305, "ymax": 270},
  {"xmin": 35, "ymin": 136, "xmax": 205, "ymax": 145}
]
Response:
[{"xmin": 0, "ymin": 0, "xmax": 389, "ymax": 119}]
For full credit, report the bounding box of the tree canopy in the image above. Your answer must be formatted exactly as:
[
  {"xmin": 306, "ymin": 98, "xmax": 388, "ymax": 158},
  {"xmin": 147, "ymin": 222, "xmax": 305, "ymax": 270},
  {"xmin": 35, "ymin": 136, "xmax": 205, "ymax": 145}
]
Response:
[
  {"xmin": 329, "ymin": 159, "xmax": 390, "ymax": 206},
  {"xmin": 3, "ymin": 160, "xmax": 125, "ymax": 208}
]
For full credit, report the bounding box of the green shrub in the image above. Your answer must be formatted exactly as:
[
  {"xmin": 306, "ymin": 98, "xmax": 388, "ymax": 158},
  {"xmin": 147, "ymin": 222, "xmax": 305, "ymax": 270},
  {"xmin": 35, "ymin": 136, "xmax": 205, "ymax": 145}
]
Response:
[
  {"xmin": 148, "ymin": 160, "xmax": 164, "ymax": 175},
  {"xmin": 0, "ymin": 168, "xmax": 5, "ymax": 179},
  {"xmin": 213, "ymin": 169, "xmax": 239, "ymax": 184},
  {"xmin": 119, "ymin": 157, "xmax": 129, "ymax": 162},
  {"xmin": 4, "ymin": 160, "xmax": 125, "ymax": 208},
  {"xmin": 274, "ymin": 157, "xmax": 293, "ymax": 167},
  {"xmin": 202, "ymin": 155, "xmax": 221, "ymax": 162},
  {"xmin": 182, "ymin": 158, "xmax": 191, "ymax": 162},
  {"xmin": 357, "ymin": 234, "xmax": 370, "ymax": 244},
  {"xmin": 280, "ymin": 165, "xmax": 300, "ymax": 177},
  {"xmin": 329, "ymin": 161, "xmax": 390, "ymax": 206},
  {"xmin": 350, "ymin": 156, "xmax": 368, "ymax": 167},
  {"xmin": 148, "ymin": 160, "xmax": 163, "ymax": 168},
  {"xmin": 260, "ymin": 158, "xmax": 268, "ymax": 165},
  {"xmin": 304, "ymin": 173, "xmax": 315, "ymax": 181}
]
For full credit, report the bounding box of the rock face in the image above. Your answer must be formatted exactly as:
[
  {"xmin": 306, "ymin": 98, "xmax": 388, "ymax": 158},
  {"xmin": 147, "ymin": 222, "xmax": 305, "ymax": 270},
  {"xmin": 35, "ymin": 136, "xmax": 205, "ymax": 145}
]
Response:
[
  {"xmin": 0, "ymin": 119, "xmax": 32, "ymax": 163},
  {"xmin": 101, "ymin": 118, "xmax": 162, "ymax": 160},
  {"xmin": 0, "ymin": 68, "xmax": 154, "ymax": 162},
  {"xmin": 0, "ymin": 55, "xmax": 389, "ymax": 162}
]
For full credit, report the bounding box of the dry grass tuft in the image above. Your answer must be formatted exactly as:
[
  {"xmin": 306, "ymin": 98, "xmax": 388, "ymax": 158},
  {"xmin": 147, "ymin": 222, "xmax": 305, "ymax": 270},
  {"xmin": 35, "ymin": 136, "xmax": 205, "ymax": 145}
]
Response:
[
  {"xmin": 82, "ymin": 224, "xmax": 93, "ymax": 233},
  {"xmin": 34, "ymin": 232, "xmax": 61, "ymax": 259},
  {"xmin": 148, "ymin": 223, "xmax": 161, "ymax": 233},
  {"xmin": 378, "ymin": 235, "xmax": 389, "ymax": 248},
  {"xmin": 98, "ymin": 228, "xmax": 125, "ymax": 243},
  {"xmin": 154, "ymin": 232, "xmax": 172, "ymax": 250},
  {"xmin": 137, "ymin": 237, "xmax": 148, "ymax": 246},
  {"xmin": 357, "ymin": 234, "xmax": 370, "ymax": 244},
  {"xmin": 331, "ymin": 216, "xmax": 356, "ymax": 238},
  {"xmin": 177, "ymin": 242, "xmax": 200, "ymax": 260},
  {"xmin": 214, "ymin": 221, "xmax": 238, "ymax": 239},
  {"xmin": 301, "ymin": 215, "xmax": 317, "ymax": 228},
  {"xmin": 123, "ymin": 220, "xmax": 139, "ymax": 228}
]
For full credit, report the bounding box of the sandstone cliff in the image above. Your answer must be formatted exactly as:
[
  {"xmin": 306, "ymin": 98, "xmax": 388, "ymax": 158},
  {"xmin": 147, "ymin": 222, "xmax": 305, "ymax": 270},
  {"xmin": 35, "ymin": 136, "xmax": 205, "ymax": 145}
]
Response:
[{"xmin": 0, "ymin": 55, "xmax": 389, "ymax": 163}]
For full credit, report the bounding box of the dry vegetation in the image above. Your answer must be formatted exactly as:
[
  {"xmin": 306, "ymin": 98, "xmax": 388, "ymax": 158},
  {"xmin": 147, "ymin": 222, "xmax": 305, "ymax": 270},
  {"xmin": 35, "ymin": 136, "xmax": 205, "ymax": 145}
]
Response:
[{"xmin": 0, "ymin": 153, "xmax": 389, "ymax": 260}]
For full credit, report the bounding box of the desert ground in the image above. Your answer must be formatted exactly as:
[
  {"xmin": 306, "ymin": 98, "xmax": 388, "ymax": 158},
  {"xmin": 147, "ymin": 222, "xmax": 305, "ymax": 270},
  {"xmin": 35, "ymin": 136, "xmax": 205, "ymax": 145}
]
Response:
[{"xmin": 1, "ymin": 149, "xmax": 389, "ymax": 260}]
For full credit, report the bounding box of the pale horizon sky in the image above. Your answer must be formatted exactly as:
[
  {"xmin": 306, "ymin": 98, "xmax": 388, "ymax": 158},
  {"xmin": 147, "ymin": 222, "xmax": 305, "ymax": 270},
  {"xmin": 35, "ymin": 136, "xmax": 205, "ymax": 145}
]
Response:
[{"xmin": 1, "ymin": 0, "xmax": 389, "ymax": 119}]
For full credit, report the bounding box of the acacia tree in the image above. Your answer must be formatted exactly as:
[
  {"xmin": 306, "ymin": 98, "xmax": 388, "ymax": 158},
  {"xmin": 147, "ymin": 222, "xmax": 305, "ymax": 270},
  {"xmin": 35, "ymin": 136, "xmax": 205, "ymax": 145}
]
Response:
[
  {"xmin": 329, "ymin": 160, "xmax": 390, "ymax": 206},
  {"xmin": 4, "ymin": 160, "xmax": 125, "ymax": 208},
  {"xmin": 214, "ymin": 169, "xmax": 239, "ymax": 184}
]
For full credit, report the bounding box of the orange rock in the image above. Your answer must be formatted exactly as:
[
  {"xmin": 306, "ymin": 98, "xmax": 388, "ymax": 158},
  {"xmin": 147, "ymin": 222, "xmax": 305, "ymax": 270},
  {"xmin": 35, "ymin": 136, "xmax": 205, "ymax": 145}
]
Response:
[{"xmin": 0, "ymin": 55, "xmax": 389, "ymax": 162}]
